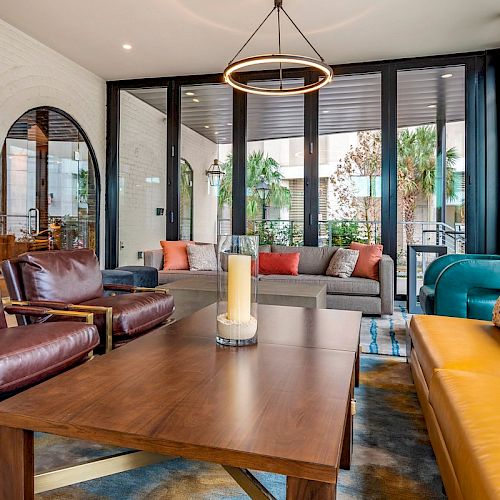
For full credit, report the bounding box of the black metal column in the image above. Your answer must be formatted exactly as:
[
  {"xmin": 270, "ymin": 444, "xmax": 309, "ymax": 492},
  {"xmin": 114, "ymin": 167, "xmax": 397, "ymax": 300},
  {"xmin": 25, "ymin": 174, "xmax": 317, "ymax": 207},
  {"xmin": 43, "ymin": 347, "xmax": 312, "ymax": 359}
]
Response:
[
  {"xmin": 303, "ymin": 71, "xmax": 319, "ymax": 246},
  {"xmin": 232, "ymin": 89, "xmax": 247, "ymax": 235},
  {"xmin": 485, "ymin": 50, "xmax": 500, "ymax": 254},
  {"xmin": 381, "ymin": 65, "xmax": 398, "ymax": 262},
  {"xmin": 166, "ymin": 81, "xmax": 180, "ymax": 241},
  {"xmin": 105, "ymin": 82, "xmax": 120, "ymax": 268},
  {"xmin": 435, "ymin": 79, "xmax": 447, "ymax": 224}
]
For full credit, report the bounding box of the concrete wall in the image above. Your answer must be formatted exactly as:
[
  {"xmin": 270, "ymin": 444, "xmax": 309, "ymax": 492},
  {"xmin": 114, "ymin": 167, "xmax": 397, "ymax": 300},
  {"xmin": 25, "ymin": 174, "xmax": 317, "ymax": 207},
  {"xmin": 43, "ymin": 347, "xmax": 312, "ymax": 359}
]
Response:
[
  {"xmin": 119, "ymin": 91, "xmax": 167, "ymax": 265},
  {"xmin": 0, "ymin": 18, "xmax": 106, "ymax": 257}
]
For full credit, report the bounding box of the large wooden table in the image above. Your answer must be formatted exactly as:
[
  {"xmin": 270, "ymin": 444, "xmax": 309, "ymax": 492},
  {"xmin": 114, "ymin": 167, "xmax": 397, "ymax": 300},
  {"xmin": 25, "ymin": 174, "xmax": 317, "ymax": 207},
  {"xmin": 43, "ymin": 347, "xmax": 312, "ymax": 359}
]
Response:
[{"xmin": 0, "ymin": 304, "xmax": 361, "ymax": 499}]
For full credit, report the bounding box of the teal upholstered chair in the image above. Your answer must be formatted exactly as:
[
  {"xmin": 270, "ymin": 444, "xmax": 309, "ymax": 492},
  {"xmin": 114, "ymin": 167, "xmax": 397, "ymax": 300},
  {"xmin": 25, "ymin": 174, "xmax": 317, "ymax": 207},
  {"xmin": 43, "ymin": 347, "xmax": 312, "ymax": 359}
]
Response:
[{"xmin": 419, "ymin": 254, "xmax": 500, "ymax": 320}]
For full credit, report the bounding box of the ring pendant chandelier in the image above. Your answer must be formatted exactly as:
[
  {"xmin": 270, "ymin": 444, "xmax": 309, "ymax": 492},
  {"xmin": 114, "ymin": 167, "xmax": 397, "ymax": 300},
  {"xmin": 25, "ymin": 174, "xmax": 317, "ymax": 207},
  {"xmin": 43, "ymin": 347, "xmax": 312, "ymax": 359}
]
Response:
[{"xmin": 223, "ymin": 0, "xmax": 334, "ymax": 96}]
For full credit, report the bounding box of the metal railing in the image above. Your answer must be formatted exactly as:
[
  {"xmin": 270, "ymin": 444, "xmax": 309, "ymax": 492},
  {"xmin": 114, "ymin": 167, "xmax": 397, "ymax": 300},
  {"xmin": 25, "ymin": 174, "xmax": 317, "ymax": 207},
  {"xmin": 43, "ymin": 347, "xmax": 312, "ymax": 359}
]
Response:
[{"xmin": 217, "ymin": 217, "xmax": 466, "ymax": 254}]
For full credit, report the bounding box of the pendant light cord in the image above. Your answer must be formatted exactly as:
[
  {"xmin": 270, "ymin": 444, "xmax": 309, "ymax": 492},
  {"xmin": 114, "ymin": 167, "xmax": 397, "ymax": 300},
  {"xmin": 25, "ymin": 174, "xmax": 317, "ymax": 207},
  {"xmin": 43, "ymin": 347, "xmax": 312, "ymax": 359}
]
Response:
[
  {"xmin": 228, "ymin": 6, "xmax": 276, "ymax": 64},
  {"xmin": 280, "ymin": 6, "xmax": 325, "ymax": 61},
  {"xmin": 277, "ymin": 6, "xmax": 283, "ymax": 89}
]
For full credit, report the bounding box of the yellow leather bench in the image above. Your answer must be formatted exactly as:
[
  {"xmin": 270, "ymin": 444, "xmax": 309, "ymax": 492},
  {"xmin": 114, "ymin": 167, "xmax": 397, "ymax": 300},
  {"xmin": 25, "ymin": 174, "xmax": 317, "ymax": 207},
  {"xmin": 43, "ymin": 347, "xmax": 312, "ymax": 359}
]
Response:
[
  {"xmin": 411, "ymin": 315, "xmax": 500, "ymax": 386},
  {"xmin": 409, "ymin": 315, "xmax": 500, "ymax": 500},
  {"xmin": 430, "ymin": 369, "xmax": 500, "ymax": 500}
]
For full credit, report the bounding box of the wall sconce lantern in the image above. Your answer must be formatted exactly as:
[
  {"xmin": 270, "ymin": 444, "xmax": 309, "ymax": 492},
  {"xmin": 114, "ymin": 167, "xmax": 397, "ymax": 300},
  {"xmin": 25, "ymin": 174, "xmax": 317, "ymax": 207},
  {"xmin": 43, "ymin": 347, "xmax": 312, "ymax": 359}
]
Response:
[{"xmin": 206, "ymin": 159, "xmax": 225, "ymax": 187}]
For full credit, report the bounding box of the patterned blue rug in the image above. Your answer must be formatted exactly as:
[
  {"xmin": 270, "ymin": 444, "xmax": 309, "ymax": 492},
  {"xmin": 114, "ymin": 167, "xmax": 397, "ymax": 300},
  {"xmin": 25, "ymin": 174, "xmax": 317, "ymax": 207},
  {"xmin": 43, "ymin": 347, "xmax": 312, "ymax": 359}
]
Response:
[
  {"xmin": 360, "ymin": 305, "xmax": 409, "ymax": 357},
  {"xmin": 35, "ymin": 356, "xmax": 442, "ymax": 499}
]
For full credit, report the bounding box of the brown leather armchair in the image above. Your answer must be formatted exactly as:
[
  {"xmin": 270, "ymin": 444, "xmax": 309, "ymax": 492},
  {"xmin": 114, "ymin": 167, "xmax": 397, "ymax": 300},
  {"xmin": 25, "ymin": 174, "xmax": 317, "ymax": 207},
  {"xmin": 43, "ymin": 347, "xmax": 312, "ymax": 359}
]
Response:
[
  {"xmin": 2, "ymin": 249, "xmax": 175, "ymax": 353},
  {"xmin": 0, "ymin": 301, "xmax": 99, "ymax": 399}
]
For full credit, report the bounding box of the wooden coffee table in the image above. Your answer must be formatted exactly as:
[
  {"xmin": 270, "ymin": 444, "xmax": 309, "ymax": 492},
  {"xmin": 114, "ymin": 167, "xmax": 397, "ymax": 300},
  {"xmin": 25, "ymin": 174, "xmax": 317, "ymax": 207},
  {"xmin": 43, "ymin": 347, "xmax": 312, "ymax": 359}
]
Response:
[
  {"xmin": 159, "ymin": 277, "xmax": 327, "ymax": 321},
  {"xmin": 0, "ymin": 304, "xmax": 359, "ymax": 499}
]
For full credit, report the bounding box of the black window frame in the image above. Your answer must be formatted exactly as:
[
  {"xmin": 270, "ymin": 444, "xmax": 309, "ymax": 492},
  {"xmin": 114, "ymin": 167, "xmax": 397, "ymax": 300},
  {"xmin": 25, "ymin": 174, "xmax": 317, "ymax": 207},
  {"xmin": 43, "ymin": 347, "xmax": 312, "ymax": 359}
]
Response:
[{"xmin": 106, "ymin": 50, "xmax": 499, "ymax": 302}]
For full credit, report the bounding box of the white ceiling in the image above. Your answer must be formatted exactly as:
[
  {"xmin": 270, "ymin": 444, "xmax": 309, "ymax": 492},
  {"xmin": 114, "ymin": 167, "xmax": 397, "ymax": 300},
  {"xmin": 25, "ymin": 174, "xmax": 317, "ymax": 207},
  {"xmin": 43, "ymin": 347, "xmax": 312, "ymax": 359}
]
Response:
[{"xmin": 1, "ymin": 0, "xmax": 500, "ymax": 80}]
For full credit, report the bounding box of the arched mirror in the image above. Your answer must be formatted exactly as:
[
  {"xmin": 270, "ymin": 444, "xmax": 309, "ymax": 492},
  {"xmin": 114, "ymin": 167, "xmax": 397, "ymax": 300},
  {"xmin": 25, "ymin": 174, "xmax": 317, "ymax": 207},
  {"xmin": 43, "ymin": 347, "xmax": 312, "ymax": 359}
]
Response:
[{"xmin": 0, "ymin": 107, "xmax": 99, "ymax": 261}]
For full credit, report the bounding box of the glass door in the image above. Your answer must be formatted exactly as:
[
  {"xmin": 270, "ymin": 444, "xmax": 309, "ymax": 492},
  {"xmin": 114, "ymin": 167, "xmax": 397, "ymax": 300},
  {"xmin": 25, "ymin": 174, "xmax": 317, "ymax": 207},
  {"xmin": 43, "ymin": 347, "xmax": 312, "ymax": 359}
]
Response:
[{"xmin": 396, "ymin": 65, "xmax": 466, "ymax": 296}]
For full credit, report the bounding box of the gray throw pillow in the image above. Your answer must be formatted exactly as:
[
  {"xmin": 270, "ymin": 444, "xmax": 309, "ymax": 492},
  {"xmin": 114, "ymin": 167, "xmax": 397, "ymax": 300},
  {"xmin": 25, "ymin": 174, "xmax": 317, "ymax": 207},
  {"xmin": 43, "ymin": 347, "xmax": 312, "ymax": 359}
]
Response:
[
  {"xmin": 325, "ymin": 248, "xmax": 360, "ymax": 278},
  {"xmin": 187, "ymin": 244, "xmax": 218, "ymax": 271}
]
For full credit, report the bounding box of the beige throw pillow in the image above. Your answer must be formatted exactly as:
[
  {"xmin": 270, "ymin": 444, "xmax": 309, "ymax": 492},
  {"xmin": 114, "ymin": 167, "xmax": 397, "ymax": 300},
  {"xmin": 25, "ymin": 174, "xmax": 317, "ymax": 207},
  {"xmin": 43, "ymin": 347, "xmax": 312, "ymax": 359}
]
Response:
[
  {"xmin": 326, "ymin": 248, "xmax": 360, "ymax": 278},
  {"xmin": 493, "ymin": 296, "xmax": 500, "ymax": 327},
  {"xmin": 187, "ymin": 244, "xmax": 218, "ymax": 271}
]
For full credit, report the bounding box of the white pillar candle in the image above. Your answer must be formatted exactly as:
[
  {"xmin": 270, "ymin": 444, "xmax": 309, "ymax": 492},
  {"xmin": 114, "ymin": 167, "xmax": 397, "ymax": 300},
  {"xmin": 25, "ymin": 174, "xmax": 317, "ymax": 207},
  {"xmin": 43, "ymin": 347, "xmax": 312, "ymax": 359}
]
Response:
[{"xmin": 227, "ymin": 254, "xmax": 251, "ymax": 323}]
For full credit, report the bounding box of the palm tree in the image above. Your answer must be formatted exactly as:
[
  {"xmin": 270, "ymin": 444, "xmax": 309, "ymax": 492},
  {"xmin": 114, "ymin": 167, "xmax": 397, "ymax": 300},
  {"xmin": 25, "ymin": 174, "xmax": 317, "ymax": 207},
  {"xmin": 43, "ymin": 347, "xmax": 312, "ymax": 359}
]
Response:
[
  {"xmin": 397, "ymin": 125, "xmax": 459, "ymax": 244},
  {"xmin": 218, "ymin": 151, "xmax": 291, "ymax": 220}
]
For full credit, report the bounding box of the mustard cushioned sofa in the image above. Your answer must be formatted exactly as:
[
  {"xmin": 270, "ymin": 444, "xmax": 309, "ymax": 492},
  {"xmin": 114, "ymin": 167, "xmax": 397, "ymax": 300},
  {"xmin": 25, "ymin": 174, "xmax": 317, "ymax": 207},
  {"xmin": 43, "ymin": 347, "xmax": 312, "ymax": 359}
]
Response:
[{"xmin": 409, "ymin": 314, "xmax": 500, "ymax": 500}]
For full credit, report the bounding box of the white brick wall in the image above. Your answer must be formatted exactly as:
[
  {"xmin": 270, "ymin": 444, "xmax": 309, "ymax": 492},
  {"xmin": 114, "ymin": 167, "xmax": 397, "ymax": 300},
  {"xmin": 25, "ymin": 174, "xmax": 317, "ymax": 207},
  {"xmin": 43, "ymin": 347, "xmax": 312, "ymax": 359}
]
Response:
[
  {"xmin": 119, "ymin": 91, "xmax": 167, "ymax": 265},
  {"xmin": 181, "ymin": 124, "xmax": 218, "ymax": 243},
  {"xmin": 0, "ymin": 18, "xmax": 106, "ymax": 257}
]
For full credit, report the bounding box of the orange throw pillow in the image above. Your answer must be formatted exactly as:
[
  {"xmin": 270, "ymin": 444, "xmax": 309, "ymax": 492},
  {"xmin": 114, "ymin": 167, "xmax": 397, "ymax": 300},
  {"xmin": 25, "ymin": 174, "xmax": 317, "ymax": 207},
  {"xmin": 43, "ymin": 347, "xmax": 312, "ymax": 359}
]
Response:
[
  {"xmin": 160, "ymin": 240, "xmax": 192, "ymax": 270},
  {"xmin": 259, "ymin": 252, "xmax": 300, "ymax": 276},
  {"xmin": 349, "ymin": 242, "xmax": 383, "ymax": 280}
]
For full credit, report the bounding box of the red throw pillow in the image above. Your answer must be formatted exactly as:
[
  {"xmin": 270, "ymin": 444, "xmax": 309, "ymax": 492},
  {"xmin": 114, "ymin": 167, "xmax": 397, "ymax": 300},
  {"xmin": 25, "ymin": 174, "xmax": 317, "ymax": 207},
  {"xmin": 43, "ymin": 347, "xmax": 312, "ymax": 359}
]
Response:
[
  {"xmin": 350, "ymin": 242, "xmax": 383, "ymax": 280},
  {"xmin": 160, "ymin": 240, "xmax": 192, "ymax": 270},
  {"xmin": 259, "ymin": 252, "xmax": 300, "ymax": 276}
]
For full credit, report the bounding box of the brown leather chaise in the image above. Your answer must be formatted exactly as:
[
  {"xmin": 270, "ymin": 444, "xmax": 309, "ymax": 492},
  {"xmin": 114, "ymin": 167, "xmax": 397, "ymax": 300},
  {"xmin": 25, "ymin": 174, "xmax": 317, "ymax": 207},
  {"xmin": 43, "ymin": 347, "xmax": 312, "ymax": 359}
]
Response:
[
  {"xmin": 0, "ymin": 301, "xmax": 99, "ymax": 399},
  {"xmin": 2, "ymin": 249, "xmax": 175, "ymax": 353}
]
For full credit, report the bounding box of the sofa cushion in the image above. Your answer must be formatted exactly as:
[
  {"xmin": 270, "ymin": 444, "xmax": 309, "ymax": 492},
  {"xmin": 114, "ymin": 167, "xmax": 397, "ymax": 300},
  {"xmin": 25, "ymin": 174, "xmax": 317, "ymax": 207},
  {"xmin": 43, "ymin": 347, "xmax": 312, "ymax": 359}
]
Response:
[
  {"xmin": 160, "ymin": 240, "xmax": 191, "ymax": 270},
  {"xmin": 259, "ymin": 273, "xmax": 379, "ymax": 296},
  {"xmin": 467, "ymin": 289, "xmax": 500, "ymax": 321},
  {"xmin": 81, "ymin": 292, "xmax": 174, "ymax": 337},
  {"xmin": 429, "ymin": 369, "xmax": 500, "ymax": 500},
  {"xmin": 410, "ymin": 315, "xmax": 500, "ymax": 386},
  {"xmin": 350, "ymin": 242, "xmax": 383, "ymax": 280},
  {"xmin": 18, "ymin": 249, "xmax": 103, "ymax": 304},
  {"xmin": 187, "ymin": 244, "xmax": 218, "ymax": 271},
  {"xmin": 325, "ymin": 248, "xmax": 359, "ymax": 278},
  {"xmin": 271, "ymin": 245, "xmax": 338, "ymax": 275},
  {"xmin": 259, "ymin": 252, "xmax": 300, "ymax": 276},
  {"xmin": 0, "ymin": 322, "xmax": 99, "ymax": 393},
  {"xmin": 158, "ymin": 270, "xmax": 218, "ymax": 285}
]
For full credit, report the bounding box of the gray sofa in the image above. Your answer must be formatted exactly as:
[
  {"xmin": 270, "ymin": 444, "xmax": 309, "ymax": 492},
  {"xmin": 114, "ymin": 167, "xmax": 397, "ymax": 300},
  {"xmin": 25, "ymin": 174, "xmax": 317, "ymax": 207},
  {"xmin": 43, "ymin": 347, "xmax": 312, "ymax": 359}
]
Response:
[{"xmin": 144, "ymin": 244, "xmax": 394, "ymax": 315}]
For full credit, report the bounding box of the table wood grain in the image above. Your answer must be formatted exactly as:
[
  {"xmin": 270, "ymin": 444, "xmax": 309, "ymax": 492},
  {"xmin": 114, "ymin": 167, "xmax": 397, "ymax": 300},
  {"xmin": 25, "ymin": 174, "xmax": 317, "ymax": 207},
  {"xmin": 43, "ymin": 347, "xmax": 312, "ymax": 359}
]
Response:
[{"xmin": 0, "ymin": 304, "xmax": 356, "ymax": 499}]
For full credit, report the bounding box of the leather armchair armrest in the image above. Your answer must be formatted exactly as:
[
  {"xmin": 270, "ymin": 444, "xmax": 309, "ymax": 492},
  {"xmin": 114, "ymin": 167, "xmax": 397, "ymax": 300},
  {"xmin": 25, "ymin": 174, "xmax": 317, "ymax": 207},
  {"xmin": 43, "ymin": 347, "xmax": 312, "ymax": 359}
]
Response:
[
  {"xmin": 103, "ymin": 284, "xmax": 169, "ymax": 295},
  {"xmin": 103, "ymin": 283, "xmax": 135, "ymax": 292},
  {"xmin": 434, "ymin": 259, "xmax": 500, "ymax": 317},
  {"xmin": 424, "ymin": 254, "xmax": 500, "ymax": 286},
  {"xmin": 4, "ymin": 304, "xmax": 94, "ymax": 323}
]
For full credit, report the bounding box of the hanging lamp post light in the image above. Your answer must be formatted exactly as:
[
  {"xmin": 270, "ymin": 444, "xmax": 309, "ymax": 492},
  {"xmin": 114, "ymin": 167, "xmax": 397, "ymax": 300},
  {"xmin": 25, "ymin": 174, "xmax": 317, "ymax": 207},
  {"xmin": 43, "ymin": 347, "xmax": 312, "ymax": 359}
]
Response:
[
  {"xmin": 224, "ymin": 0, "xmax": 333, "ymax": 96},
  {"xmin": 206, "ymin": 159, "xmax": 225, "ymax": 187}
]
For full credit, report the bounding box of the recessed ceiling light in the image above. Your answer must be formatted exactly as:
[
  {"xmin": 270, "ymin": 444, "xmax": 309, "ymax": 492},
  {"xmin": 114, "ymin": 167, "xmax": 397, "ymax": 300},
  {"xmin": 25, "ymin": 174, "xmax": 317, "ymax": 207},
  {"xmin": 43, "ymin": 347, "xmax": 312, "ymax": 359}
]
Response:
[
  {"xmin": 222, "ymin": 138, "xmax": 227, "ymax": 141},
  {"xmin": 186, "ymin": 92, "xmax": 195, "ymax": 96},
  {"xmin": 227, "ymin": 122, "xmax": 232, "ymax": 126},
  {"xmin": 214, "ymin": 131, "xmax": 219, "ymax": 135},
  {"xmin": 192, "ymin": 98, "xmax": 200, "ymax": 103},
  {"xmin": 427, "ymin": 104, "xmax": 436, "ymax": 109},
  {"xmin": 204, "ymin": 125, "xmax": 210, "ymax": 129},
  {"xmin": 441, "ymin": 73, "xmax": 453, "ymax": 79},
  {"xmin": 122, "ymin": 43, "xmax": 132, "ymax": 50},
  {"xmin": 322, "ymin": 110, "xmax": 330, "ymax": 114}
]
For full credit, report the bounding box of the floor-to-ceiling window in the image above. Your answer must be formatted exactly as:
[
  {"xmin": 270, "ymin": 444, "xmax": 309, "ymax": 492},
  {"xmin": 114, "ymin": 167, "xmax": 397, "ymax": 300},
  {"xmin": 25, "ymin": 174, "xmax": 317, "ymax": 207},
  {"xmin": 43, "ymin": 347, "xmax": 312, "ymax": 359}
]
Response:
[
  {"xmin": 246, "ymin": 78, "xmax": 305, "ymax": 246},
  {"xmin": 396, "ymin": 65, "xmax": 466, "ymax": 295},
  {"xmin": 0, "ymin": 107, "xmax": 98, "ymax": 261},
  {"xmin": 118, "ymin": 87, "xmax": 167, "ymax": 265},
  {"xmin": 318, "ymin": 72, "xmax": 382, "ymax": 247},
  {"xmin": 108, "ymin": 53, "xmax": 491, "ymax": 297},
  {"xmin": 180, "ymin": 83, "xmax": 233, "ymax": 242}
]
